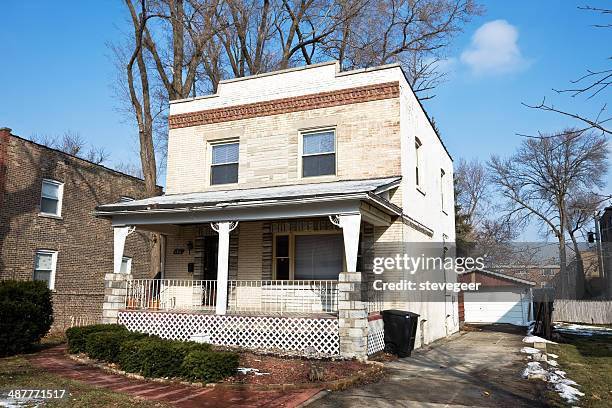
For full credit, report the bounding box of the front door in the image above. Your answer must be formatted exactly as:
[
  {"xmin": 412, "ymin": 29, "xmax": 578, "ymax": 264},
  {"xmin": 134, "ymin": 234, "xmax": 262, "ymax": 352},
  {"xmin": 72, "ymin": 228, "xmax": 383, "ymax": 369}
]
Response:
[{"xmin": 201, "ymin": 236, "xmax": 218, "ymax": 280}]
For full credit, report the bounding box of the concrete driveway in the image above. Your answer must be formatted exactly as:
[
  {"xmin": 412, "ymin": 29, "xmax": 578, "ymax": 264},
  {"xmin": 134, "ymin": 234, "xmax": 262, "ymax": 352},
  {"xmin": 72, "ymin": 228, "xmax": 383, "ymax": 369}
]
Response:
[{"xmin": 309, "ymin": 325, "xmax": 545, "ymax": 408}]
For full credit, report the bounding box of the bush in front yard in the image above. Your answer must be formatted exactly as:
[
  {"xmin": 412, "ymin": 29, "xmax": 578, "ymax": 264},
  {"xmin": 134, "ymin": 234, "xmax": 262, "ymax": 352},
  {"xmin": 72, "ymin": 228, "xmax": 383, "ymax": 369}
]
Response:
[
  {"xmin": 0, "ymin": 280, "xmax": 53, "ymax": 356},
  {"xmin": 66, "ymin": 324, "xmax": 126, "ymax": 354},
  {"xmin": 85, "ymin": 330, "xmax": 147, "ymax": 363},
  {"xmin": 180, "ymin": 350, "xmax": 239, "ymax": 383},
  {"xmin": 118, "ymin": 336, "xmax": 211, "ymax": 378}
]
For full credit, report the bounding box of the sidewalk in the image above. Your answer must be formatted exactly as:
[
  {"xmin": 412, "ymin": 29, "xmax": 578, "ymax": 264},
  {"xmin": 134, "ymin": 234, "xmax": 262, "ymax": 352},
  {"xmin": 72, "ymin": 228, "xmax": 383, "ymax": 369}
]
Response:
[{"xmin": 29, "ymin": 346, "xmax": 321, "ymax": 408}]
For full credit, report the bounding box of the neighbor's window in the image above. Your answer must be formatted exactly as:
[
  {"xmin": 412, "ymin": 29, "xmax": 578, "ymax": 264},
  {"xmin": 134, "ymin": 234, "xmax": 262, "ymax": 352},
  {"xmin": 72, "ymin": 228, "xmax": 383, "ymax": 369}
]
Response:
[
  {"xmin": 415, "ymin": 138, "xmax": 422, "ymax": 187},
  {"xmin": 440, "ymin": 169, "xmax": 446, "ymax": 212},
  {"xmin": 40, "ymin": 179, "xmax": 64, "ymax": 216},
  {"xmin": 302, "ymin": 129, "xmax": 335, "ymax": 177},
  {"xmin": 120, "ymin": 256, "xmax": 132, "ymax": 274},
  {"xmin": 211, "ymin": 142, "xmax": 239, "ymax": 185},
  {"xmin": 33, "ymin": 250, "xmax": 58, "ymax": 290}
]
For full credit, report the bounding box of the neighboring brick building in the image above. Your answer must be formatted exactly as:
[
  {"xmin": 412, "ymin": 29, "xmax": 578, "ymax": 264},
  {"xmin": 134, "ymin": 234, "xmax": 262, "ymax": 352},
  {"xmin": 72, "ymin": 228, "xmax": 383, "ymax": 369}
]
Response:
[{"xmin": 0, "ymin": 127, "xmax": 159, "ymax": 329}]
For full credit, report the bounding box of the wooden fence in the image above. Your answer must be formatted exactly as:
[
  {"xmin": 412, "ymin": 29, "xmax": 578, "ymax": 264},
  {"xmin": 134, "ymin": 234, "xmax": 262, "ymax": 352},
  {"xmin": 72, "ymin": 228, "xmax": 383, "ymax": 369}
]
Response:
[{"xmin": 552, "ymin": 300, "xmax": 612, "ymax": 324}]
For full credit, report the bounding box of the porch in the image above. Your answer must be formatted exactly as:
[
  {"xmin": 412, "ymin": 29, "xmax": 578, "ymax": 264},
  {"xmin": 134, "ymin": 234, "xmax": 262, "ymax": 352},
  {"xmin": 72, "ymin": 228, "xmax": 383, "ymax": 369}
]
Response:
[{"xmin": 96, "ymin": 177, "xmax": 403, "ymax": 358}]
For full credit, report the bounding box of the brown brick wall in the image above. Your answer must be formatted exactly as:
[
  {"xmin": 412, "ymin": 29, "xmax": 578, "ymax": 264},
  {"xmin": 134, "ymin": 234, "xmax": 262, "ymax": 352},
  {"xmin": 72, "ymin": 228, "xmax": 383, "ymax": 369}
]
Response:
[
  {"xmin": 168, "ymin": 82, "xmax": 400, "ymax": 129},
  {"xmin": 0, "ymin": 131, "xmax": 159, "ymax": 329}
]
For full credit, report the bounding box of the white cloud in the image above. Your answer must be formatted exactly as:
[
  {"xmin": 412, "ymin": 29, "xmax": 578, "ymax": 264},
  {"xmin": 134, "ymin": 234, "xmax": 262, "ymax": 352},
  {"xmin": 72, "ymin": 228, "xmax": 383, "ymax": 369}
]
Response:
[{"xmin": 460, "ymin": 20, "xmax": 529, "ymax": 75}]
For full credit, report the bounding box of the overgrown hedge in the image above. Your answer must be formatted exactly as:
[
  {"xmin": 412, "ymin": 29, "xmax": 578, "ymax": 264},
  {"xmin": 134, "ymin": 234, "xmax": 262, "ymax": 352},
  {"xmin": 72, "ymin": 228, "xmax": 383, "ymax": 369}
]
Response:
[
  {"xmin": 0, "ymin": 280, "xmax": 53, "ymax": 356},
  {"xmin": 181, "ymin": 350, "xmax": 240, "ymax": 383},
  {"xmin": 118, "ymin": 336, "xmax": 212, "ymax": 378},
  {"xmin": 66, "ymin": 323, "xmax": 126, "ymax": 354},
  {"xmin": 66, "ymin": 324, "xmax": 238, "ymax": 382}
]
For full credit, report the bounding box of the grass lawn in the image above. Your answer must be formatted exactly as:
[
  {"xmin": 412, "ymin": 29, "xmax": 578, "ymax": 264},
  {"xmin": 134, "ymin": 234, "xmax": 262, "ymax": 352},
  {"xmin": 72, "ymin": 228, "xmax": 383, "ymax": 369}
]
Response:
[
  {"xmin": 0, "ymin": 354, "xmax": 169, "ymax": 408},
  {"xmin": 546, "ymin": 334, "xmax": 612, "ymax": 408}
]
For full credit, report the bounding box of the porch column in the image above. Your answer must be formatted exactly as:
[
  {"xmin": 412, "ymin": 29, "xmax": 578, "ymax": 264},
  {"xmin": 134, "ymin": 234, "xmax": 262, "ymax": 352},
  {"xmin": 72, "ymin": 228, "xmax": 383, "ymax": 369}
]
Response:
[
  {"xmin": 211, "ymin": 221, "xmax": 238, "ymax": 315},
  {"xmin": 102, "ymin": 226, "xmax": 132, "ymax": 324},
  {"xmin": 113, "ymin": 226, "xmax": 130, "ymax": 273},
  {"xmin": 330, "ymin": 213, "xmax": 361, "ymax": 272}
]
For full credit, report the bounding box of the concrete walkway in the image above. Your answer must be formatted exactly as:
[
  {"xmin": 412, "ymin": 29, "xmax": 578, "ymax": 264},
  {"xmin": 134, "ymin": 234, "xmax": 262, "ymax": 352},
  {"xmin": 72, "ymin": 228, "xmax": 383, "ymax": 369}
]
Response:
[
  {"xmin": 29, "ymin": 346, "xmax": 320, "ymax": 408},
  {"xmin": 309, "ymin": 325, "xmax": 545, "ymax": 408}
]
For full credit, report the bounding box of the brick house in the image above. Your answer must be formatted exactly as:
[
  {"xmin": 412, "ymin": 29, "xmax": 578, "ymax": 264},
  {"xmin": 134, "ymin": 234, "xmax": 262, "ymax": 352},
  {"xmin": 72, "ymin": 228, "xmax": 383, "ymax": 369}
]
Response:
[
  {"xmin": 0, "ymin": 127, "xmax": 159, "ymax": 328},
  {"xmin": 95, "ymin": 61, "xmax": 457, "ymax": 359}
]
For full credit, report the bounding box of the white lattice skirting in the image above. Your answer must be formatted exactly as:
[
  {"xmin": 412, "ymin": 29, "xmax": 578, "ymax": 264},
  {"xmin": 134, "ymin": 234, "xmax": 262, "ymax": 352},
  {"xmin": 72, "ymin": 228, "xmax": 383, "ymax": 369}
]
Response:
[
  {"xmin": 367, "ymin": 317, "xmax": 385, "ymax": 355},
  {"xmin": 118, "ymin": 311, "xmax": 340, "ymax": 356}
]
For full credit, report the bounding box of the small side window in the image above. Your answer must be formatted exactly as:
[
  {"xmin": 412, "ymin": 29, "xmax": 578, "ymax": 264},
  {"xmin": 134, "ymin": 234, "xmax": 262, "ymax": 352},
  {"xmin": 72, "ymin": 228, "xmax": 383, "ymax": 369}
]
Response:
[{"xmin": 415, "ymin": 138, "xmax": 422, "ymax": 187}]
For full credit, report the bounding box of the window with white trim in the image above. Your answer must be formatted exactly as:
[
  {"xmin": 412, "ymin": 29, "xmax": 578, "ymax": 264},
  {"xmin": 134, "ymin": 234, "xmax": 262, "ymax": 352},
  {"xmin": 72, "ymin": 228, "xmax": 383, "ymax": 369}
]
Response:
[
  {"xmin": 40, "ymin": 179, "xmax": 63, "ymax": 216},
  {"xmin": 211, "ymin": 142, "xmax": 239, "ymax": 185},
  {"xmin": 33, "ymin": 250, "xmax": 58, "ymax": 290},
  {"xmin": 302, "ymin": 129, "xmax": 336, "ymax": 177},
  {"xmin": 120, "ymin": 256, "xmax": 132, "ymax": 274},
  {"xmin": 415, "ymin": 138, "xmax": 422, "ymax": 187}
]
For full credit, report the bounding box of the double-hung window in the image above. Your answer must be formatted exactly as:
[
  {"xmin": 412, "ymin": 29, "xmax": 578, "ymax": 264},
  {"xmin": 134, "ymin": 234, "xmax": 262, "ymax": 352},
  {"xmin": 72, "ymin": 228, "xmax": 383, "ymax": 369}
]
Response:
[
  {"xmin": 211, "ymin": 142, "xmax": 239, "ymax": 185},
  {"xmin": 40, "ymin": 179, "xmax": 63, "ymax": 217},
  {"xmin": 302, "ymin": 130, "xmax": 335, "ymax": 177},
  {"xmin": 34, "ymin": 250, "xmax": 58, "ymax": 290}
]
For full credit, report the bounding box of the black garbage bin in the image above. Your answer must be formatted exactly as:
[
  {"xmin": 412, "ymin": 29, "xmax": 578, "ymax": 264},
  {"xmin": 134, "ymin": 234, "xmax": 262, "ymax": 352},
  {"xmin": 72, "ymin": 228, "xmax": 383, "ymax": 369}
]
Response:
[{"xmin": 382, "ymin": 309, "xmax": 420, "ymax": 357}]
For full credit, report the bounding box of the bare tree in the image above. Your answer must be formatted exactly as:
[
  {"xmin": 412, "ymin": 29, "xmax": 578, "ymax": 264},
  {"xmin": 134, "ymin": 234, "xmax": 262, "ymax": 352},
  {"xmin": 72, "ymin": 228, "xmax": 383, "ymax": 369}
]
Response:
[
  {"xmin": 30, "ymin": 131, "xmax": 110, "ymax": 165},
  {"xmin": 454, "ymin": 158, "xmax": 488, "ymax": 225},
  {"xmin": 524, "ymin": 5, "xmax": 611, "ymax": 135},
  {"xmin": 489, "ymin": 128, "xmax": 609, "ymax": 298}
]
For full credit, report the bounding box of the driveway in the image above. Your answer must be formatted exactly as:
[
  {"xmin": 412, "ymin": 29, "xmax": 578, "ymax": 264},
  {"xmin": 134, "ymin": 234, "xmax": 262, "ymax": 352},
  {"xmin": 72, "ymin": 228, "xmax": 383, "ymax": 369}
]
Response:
[{"xmin": 309, "ymin": 325, "xmax": 545, "ymax": 408}]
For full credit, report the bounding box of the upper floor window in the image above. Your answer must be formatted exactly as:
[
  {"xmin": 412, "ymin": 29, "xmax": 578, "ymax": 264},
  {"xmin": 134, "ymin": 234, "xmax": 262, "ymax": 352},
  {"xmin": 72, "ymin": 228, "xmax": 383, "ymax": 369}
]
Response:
[
  {"xmin": 211, "ymin": 142, "xmax": 239, "ymax": 185},
  {"xmin": 40, "ymin": 179, "xmax": 63, "ymax": 217},
  {"xmin": 415, "ymin": 138, "xmax": 422, "ymax": 187},
  {"xmin": 34, "ymin": 250, "xmax": 58, "ymax": 290},
  {"xmin": 302, "ymin": 129, "xmax": 335, "ymax": 177}
]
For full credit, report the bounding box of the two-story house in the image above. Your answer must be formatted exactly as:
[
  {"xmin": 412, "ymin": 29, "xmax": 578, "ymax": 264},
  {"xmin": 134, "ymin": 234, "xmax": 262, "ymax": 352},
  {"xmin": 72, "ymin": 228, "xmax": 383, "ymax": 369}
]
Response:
[
  {"xmin": 0, "ymin": 128, "xmax": 159, "ymax": 329},
  {"xmin": 96, "ymin": 61, "xmax": 457, "ymax": 359}
]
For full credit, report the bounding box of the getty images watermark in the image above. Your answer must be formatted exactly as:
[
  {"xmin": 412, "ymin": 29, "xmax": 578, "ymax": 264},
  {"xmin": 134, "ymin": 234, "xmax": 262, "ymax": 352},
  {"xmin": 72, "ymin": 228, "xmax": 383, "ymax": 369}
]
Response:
[{"xmin": 370, "ymin": 254, "xmax": 487, "ymax": 293}]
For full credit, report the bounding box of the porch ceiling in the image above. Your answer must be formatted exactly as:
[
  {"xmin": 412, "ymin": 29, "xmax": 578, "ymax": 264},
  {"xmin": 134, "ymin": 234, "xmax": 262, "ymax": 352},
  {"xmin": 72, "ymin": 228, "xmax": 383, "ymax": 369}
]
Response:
[{"xmin": 95, "ymin": 176, "xmax": 402, "ymax": 228}]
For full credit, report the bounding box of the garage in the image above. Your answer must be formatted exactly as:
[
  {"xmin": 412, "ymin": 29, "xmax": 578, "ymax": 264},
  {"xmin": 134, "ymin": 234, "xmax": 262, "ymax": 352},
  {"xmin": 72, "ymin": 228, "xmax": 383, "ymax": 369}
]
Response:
[{"xmin": 459, "ymin": 269, "xmax": 535, "ymax": 326}]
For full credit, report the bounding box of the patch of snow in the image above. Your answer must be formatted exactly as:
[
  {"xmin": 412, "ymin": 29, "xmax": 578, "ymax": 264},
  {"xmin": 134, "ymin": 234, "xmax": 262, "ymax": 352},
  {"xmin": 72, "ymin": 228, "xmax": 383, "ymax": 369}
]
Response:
[
  {"xmin": 520, "ymin": 345, "xmax": 584, "ymax": 405},
  {"xmin": 526, "ymin": 321, "xmax": 536, "ymax": 335},
  {"xmin": 237, "ymin": 367, "xmax": 270, "ymax": 376},
  {"xmin": 553, "ymin": 382, "xmax": 584, "ymax": 404},
  {"xmin": 522, "ymin": 362, "xmax": 548, "ymax": 379},
  {"xmin": 520, "ymin": 347, "xmax": 541, "ymax": 354},
  {"xmin": 554, "ymin": 323, "xmax": 612, "ymax": 337},
  {"xmin": 523, "ymin": 335, "xmax": 556, "ymax": 344},
  {"xmin": 548, "ymin": 353, "xmax": 558, "ymax": 359}
]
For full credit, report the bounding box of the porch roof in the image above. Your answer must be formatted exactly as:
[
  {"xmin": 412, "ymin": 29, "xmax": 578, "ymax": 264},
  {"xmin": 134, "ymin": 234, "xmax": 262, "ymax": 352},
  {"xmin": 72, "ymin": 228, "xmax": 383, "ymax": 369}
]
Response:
[{"xmin": 97, "ymin": 176, "xmax": 401, "ymax": 213}]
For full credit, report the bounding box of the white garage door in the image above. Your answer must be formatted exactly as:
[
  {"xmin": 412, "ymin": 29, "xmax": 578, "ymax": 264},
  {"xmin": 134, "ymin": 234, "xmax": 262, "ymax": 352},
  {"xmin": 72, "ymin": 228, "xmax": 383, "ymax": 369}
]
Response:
[{"xmin": 464, "ymin": 288, "xmax": 531, "ymax": 326}]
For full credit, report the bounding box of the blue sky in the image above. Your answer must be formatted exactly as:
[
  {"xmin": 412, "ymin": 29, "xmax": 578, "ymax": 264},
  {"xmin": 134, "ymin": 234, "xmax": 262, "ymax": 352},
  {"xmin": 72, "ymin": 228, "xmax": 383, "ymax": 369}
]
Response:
[{"xmin": 1, "ymin": 1, "xmax": 610, "ymax": 239}]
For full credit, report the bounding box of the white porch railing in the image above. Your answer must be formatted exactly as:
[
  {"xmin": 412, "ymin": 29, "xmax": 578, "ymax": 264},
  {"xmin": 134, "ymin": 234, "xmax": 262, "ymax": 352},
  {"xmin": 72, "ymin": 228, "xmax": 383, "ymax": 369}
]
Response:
[{"xmin": 125, "ymin": 279, "xmax": 338, "ymax": 315}]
